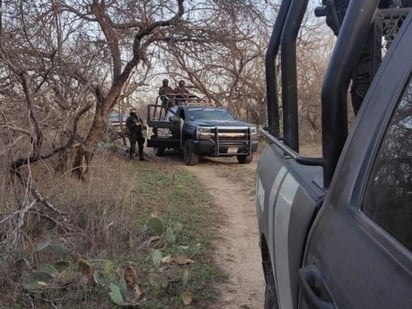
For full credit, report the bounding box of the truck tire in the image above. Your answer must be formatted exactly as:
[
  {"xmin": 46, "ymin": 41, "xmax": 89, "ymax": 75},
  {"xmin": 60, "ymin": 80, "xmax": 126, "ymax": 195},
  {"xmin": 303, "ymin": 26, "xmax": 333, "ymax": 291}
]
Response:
[
  {"xmin": 265, "ymin": 274, "xmax": 279, "ymax": 309},
  {"xmin": 183, "ymin": 139, "xmax": 199, "ymax": 165},
  {"xmin": 153, "ymin": 147, "xmax": 165, "ymax": 156},
  {"xmin": 237, "ymin": 153, "xmax": 253, "ymax": 164},
  {"xmin": 263, "ymin": 252, "xmax": 279, "ymax": 309}
]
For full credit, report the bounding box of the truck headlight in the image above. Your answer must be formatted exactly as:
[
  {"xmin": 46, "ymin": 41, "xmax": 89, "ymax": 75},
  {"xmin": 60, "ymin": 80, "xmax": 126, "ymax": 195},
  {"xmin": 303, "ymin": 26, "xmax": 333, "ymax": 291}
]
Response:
[
  {"xmin": 251, "ymin": 127, "xmax": 258, "ymax": 140},
  {"xmin": 196, "ymin": 127, "xmax": 213, "ymax": 139}
]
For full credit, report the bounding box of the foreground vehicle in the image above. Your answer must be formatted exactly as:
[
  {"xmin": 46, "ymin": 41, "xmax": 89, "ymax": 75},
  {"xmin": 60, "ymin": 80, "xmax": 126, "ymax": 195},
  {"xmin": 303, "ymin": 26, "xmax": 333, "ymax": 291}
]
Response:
[
  {"xmin": 257, "ymin": 1, "xmax": 412, "ymax": 308},
  {"xmin": 146, "ymin": 97, "xmax": 258, "ymax": 165}
]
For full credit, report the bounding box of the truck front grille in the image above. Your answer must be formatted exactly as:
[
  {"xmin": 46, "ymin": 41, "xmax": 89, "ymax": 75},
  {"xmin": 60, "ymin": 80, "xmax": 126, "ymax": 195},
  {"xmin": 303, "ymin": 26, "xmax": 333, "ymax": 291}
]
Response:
[{"xmin": 212, "ymin": 127, "xmax": 251, "ymax": 144}]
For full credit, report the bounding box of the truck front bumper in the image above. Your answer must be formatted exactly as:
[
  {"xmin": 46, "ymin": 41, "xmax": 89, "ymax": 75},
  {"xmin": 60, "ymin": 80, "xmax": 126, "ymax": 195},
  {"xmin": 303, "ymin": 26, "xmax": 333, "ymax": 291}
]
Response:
[{"xmin": 192, "ymin": 139, "xmax": 258, "ymax": 156}]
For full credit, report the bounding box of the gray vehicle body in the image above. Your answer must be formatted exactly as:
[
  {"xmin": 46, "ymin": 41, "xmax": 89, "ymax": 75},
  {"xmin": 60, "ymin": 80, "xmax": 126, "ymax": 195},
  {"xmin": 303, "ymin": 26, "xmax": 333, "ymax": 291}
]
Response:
[{"xmin": 257, "ymin": 4, "xmax": 412, "ymax": 309}]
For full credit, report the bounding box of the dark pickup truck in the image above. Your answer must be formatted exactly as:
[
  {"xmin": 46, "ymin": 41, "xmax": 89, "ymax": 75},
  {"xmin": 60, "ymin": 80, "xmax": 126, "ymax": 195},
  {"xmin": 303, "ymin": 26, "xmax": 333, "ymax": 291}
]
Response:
[
  {"xmin": 146, "ymin": 98, "xmax": 258, "ymax": 165},
  {"xmin": 257, "ymin": 1, "xmax": 412, "ymax": 309}
]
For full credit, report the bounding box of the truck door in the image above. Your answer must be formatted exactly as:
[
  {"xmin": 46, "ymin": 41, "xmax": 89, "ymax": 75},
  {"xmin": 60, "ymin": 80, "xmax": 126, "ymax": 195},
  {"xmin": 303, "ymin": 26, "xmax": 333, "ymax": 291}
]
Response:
[
  {"xmin": 146, "ymin": 104, "xmax": 181, "ymax": 149},
  {"xmin": 299, "ymin": 17, "xmax": 412, "ymax": 309}
]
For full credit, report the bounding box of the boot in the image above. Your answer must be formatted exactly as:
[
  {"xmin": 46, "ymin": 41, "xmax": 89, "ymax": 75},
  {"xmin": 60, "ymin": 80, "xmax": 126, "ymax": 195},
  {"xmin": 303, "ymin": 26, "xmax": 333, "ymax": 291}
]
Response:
[{"xmin": 139, "ymin": 149, "xmax": 145, "ymax": 161}]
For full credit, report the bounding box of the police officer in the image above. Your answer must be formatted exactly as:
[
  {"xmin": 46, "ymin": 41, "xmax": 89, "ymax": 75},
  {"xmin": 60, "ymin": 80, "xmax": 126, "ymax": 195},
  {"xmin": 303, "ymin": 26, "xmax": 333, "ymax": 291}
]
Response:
[
  {"xmin": 126, "ymin": 108, "xmax": 145, "ymax": 161},
  {"xmin": 174, "ymin": 80, "xmax": 191, "ymax": 105},
  {"xmin": 158, "ymin": 79, "xmax": 175, "ymax": 108},
  {"xmin": 323, "ymin": 0, "xmax": 410, "ymax": 114}
]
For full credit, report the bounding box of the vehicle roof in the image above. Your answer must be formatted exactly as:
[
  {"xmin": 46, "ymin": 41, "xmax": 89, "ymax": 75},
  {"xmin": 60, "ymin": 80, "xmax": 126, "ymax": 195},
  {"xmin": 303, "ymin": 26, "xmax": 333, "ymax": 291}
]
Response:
[
  {"xmin": 171, "ymin": 105, "xmax": 227, "ymax": 111},
  {"xmin": 110, "ymin": 112, "xmax": 127, "ymax": 117},
  {"xmin": 109, "ymin": 112, "xmax": 128, "ymax": 122}
]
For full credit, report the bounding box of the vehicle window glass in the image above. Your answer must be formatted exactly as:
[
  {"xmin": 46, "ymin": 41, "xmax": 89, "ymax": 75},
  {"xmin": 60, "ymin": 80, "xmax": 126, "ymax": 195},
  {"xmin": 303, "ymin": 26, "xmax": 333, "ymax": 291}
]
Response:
[
  {"xmin": 187, "ymin": 108, "xmax": 233, "ymax": 121},
  {"xmin": 363, "ymin": 76, "xmax": 412, "ymax": 251},
  {"xmin": 109, "ymin": 113, "xmax": 127, "ymax": 123},
  {"xmin": 165, "ymin": 111, "xmax": 174, "ymax": 120}
]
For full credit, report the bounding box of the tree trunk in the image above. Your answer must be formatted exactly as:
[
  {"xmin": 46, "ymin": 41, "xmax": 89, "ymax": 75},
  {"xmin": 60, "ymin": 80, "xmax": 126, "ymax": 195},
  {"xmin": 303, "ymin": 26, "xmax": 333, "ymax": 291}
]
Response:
[
  {"xmin": 72, "ymin": 105, "xmax": 108, "ymax": 180},
  {"xmin": 56, "ymin": 149, "xmax": 70, "ymax": 173}
]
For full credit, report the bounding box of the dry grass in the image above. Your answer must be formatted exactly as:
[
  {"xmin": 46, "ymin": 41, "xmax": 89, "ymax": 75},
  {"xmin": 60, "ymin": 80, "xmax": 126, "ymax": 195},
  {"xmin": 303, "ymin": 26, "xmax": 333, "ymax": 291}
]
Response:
[
  {"xmin": 0, "ymin": 153, "xmax": 140, "ymax": 301},
  {"xmin": 0, "ymin": 151, "xmax": 220, "ymax": 308},
  {"xmin": 300, "ymin": 143, "xmax": 322, "ymax": 157}
]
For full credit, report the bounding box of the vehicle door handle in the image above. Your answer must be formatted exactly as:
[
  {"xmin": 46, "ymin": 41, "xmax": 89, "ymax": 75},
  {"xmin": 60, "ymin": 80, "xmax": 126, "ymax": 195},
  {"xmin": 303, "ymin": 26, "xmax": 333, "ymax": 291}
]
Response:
[{"xmin": 298, "ymin": 265, "xmax": 336, "ymax": 309}]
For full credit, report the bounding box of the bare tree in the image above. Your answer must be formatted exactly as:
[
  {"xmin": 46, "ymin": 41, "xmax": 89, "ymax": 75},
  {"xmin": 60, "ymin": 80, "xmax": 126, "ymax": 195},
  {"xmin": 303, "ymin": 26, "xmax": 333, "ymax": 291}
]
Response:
[
  {"xmin": 54, "ymin": 0, "xmax": 184, "ymax": 179},
  {"xmin": 158, "ymin": 1, "xmax": 274, "ymax": 124},
  {"xmin": 296, "ymin": 11, "xmax": 333, "ymax": 142},
  {"xmin": 0, "ymin": 1, "xmax": 96, "ymax": 171},
  {"xmin": 1, "ymin": 0, "xmax": 332, "ymax": 185}
]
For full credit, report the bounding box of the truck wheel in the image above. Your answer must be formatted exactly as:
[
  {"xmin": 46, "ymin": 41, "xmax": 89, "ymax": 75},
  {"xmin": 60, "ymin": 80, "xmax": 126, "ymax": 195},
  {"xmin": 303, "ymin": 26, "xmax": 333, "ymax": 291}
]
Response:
[
  {"xmin": 183, "ymin": 139, "xmax": 199, "ymax": 165},
  {"xmin": 263, "ymin": 254, "xmax": 279, "ymax": 309},
  {"xmin": 237, "ymin": 153, "xmax": 253, "ymax": 164},
  {"xmin": 153, "ymin": 147, "xmax": 165, "ymax": 156},
  {"xmin": 265, "ymin": 274, "xmax": 278, "ymax": 309}
]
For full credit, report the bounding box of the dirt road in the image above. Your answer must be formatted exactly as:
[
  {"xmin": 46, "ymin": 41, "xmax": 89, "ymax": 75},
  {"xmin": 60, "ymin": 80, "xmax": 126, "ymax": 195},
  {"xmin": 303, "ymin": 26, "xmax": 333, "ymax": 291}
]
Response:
[{"xmin": 184, "ymin": 157, "xmax": 265, "ymax": 309}]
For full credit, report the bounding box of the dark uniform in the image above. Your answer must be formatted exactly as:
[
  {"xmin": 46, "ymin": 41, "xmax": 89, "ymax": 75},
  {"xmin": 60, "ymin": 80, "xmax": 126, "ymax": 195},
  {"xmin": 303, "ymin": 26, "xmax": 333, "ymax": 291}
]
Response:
[
  {"xmin": 159, "ymin": 79, "xmax": 175, "ymax": 108},
  {"xmin": 174, "ymin": 80, "xmax": 191, "ymax": 105},
  {"xmin": 126, "ymin": 110, "xmax": 145, "ymax": 160},
  {"xmin": 324, "ymin": 0, "xmax": 410, "ymax": 114}
]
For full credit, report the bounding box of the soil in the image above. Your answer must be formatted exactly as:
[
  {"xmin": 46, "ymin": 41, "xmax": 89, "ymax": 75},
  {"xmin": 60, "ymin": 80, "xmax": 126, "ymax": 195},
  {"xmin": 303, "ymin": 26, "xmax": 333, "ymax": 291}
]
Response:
[
  {"xmin": 154, "ymin": 151, "xmax": 265, "ymax": 308},
  {"xmin": 149, "ymin": 144, "xmax": 322, "ymax": 308},
  {"xmin": 184, "ymin": 157, "xmax": 265, "ymax": 309}
]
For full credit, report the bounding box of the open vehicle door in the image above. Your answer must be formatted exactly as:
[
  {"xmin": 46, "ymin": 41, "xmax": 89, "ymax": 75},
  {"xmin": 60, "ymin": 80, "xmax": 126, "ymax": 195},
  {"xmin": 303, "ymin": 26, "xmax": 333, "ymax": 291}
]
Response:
[{"xmin": 146, "ymin": 103, "xmax": 182, "ymax": 152}]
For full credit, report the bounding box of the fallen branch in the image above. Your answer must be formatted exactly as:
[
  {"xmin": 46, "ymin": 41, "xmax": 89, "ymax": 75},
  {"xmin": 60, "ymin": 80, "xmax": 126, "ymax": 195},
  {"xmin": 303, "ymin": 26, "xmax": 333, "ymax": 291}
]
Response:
[{"xmin": 29, "ymin": 185, "xmax": 66, "ymax": 217}]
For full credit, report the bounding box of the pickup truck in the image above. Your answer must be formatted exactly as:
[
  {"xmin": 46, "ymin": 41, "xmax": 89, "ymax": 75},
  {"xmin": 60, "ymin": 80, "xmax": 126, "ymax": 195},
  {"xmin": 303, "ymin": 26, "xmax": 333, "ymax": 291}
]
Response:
[
  {"xmin": 146, "ymin": 97, "xmax": 258, "ymax": 165},
  {"xmin": 257, "ymin": 1, "xmax": 412, "ymax": 308}
]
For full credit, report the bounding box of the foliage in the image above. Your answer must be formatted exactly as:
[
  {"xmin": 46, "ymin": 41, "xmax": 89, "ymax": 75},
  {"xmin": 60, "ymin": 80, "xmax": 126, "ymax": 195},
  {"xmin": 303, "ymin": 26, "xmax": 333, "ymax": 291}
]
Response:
[
  {"xmin": 0, "ymin": 155, "xmax": 220, "ymax": 308},
  {"xmin": 0, "ymin": 0, "xmax": 281, "ymax": 183},
  {"xmin": 133, "ymin": 166, "xmax": 220, "ymax": 308}
]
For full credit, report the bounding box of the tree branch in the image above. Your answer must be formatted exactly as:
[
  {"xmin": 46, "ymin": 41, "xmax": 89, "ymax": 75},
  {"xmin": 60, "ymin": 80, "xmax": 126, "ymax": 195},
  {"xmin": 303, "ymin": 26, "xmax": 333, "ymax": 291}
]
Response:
[
  {"xmin": 90, "ymin": 0, "xmax": 122, "ymax": 80},
  {"xmin": 19, "ymin": 72, "xmax": 44, "ymax": 150},
  {"xmin": 9, "ymin": 102, "xmax": 93, "ymax": 171}
]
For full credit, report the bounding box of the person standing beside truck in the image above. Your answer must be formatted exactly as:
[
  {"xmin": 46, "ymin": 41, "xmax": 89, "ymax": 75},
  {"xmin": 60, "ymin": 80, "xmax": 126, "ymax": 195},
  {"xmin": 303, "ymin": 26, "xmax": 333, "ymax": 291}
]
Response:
[
  {"xmin": 126, "ymin": 108, "xmax": 145, "ymax": 161},
  {"xmin": 323, "ymin": 0, "xmax": 411, "ymax": 114}
]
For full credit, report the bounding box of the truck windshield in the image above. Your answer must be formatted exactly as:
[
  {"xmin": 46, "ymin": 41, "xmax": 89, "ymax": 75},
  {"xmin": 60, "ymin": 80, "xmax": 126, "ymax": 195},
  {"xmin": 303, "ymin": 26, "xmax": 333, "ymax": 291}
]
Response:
[
  {"xmin": 187, "ymin": 108, "xmax": 234, "ymax": 121},
  {"xmin": 109, "ymin": 113, "xmax": 127, "ymax": 123}
]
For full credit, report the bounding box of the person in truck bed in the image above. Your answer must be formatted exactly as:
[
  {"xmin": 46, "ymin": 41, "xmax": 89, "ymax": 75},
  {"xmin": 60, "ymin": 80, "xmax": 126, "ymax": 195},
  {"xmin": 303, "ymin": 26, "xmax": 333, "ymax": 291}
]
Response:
[
  {"xmin": 158, "ymin": 79, "xmax": 175, "ymax": 108},
  {"xmin": 174, "ymin": 80, "xmax": 192, "ymax": 105},
  {"xmin": 326, "ymin": 0, "xmax": 412, "ymax": 114}
]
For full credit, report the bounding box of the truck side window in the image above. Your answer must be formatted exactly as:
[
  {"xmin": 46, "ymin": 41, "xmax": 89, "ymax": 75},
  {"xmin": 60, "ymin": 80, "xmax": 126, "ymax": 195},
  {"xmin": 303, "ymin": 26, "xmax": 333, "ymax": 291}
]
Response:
[{"xmin": 363, "ymin": 76, "xmax": 412, "ymax": 251}]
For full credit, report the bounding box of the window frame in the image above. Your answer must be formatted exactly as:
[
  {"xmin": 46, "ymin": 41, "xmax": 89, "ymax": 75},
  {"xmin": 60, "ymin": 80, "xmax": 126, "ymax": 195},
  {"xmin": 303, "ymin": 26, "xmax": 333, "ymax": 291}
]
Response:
[
  {"xmin": 321, "ymin": 15, "xmax": 412, "ymax": 276},
  {"xmin": 349, "ymin": 71, "xmax": 412, "ymax": 269},
  {"xmin": 360, "ymin": 74, "xmax": 412, "ymax": 252}
]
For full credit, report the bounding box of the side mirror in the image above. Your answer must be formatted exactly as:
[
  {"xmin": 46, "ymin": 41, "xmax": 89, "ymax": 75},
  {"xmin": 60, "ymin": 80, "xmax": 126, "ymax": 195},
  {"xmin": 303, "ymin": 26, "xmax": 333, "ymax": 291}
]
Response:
[{"xmin": 169, "ymin": 116, "xmax": 180, "ymax": 122}]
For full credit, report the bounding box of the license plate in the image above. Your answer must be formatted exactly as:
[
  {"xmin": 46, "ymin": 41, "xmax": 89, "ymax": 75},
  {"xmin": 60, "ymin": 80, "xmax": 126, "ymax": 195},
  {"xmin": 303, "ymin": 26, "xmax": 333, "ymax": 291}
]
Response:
[{"xmin": 227, "ymin": 147, "xmax": 238, "ymax": 154}]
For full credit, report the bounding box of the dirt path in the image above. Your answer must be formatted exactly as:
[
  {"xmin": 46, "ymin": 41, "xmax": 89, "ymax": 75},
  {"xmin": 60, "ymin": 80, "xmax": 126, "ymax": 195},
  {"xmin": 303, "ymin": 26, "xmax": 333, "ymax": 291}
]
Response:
[{"xmin": 184, "ymin": 158, "xmax": 265, "ymax": 309}]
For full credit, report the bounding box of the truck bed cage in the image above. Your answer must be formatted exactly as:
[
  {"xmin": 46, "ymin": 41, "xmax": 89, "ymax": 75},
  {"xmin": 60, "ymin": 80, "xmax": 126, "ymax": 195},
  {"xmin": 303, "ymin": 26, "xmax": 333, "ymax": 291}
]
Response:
[
  {"xmin": 265, "ymin": 0, "xmax": 411, "ymax": 187},
  {"xmin": 260, "ymin": 128, "xmax": 324, "ymax": 166},
  {"xmin": 150, "ymin": 95, "xmax": 210, "ymax": 121}
]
